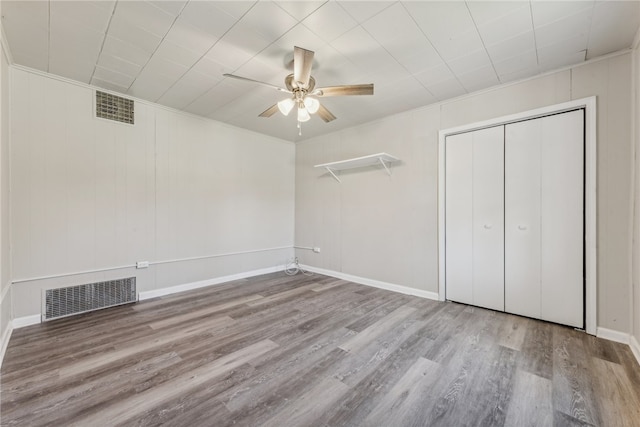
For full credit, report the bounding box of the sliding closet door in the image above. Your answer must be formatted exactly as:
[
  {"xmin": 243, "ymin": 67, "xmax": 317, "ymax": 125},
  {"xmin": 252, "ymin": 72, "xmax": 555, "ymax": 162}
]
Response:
[
  {"xmin": 505, "ymin": 110, "xmax": 584, "ymax": 328},
  {"xmin": 446, "ymin": 126, "xmax": 504, "ymax": 311}
]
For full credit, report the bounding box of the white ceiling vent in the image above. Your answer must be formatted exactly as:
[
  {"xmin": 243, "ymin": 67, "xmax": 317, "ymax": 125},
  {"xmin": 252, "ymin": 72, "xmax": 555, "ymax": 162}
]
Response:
[{"xmin": 96, "ymin": 91, "xmax": 134, "ymax": 124}]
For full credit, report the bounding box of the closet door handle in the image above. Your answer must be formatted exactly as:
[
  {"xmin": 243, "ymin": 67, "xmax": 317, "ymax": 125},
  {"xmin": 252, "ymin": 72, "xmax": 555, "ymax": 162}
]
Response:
[
  {"xmin": 518, "ymin": 225, "xmax": 527, "ymax": 231},
  {"xmin": 483, "ymin": 224, "xmax": 492, "ymax": 229}
]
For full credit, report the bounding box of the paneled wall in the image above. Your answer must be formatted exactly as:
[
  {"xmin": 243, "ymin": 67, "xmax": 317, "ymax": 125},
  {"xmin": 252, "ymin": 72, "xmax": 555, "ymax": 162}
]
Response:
[
  {"xmin": 633, "ymin": 38, "xmax": 640, "ymax": 351},
  {"xmin": 10, "ymin": 68, "xmax": 295, "ymax": 318},
  {"xmin": 0, "ymin": 26, "xmax": 10, "ymax": 359},
  {"xmin": 296, "ymin": 53, "xmax": 634, "ymax": 334}
]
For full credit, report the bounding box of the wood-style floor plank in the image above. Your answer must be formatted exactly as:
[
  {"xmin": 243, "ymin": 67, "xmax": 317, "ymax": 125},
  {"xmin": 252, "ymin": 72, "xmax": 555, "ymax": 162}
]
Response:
[{"xmin": 2, "ymin": 272, "xmax": 639, "ymax": 426}]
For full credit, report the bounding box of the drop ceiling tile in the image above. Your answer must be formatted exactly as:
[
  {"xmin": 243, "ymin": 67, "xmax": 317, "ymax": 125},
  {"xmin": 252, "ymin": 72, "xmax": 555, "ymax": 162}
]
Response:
[
  {"xmin": 154, "ymin": 40, "xmax": 201, "ymax": 69},
  {"xmin": 493, "ymin": 50, "xmax": 538, "ymax": 77},
  {"xmin": 112, "ymin": 1, "xmax": 177, "ymax": 38},
  {"xmin": 537, "ymin": 35, "xmax": 588, "ymax": 64},
  {"xmin": 476, "ymin": 4, "xmax": 533, "ymax": 46},
  {"xmin": 219, "ymin": 25, "xmax": 274, "ymax": 62},
  {"xmin": 147, "ymin": 1, "xmax": 188, "ymax": 16},
  {"xmin": 539, "ymin": 50, "xmax": 586, "ymax": 73},
  {"xmin": 233, "ymin": 56, "xmax": 286, "ymax": 85},
  {"xmin": 179, "ymin": 1, "xmax": 238, "ymax": 38},
  {"xmin": 185, "ymin": 82, "xmax": 241, "ymax": 116},
  {"xmin": 49, "ymin": 54, "xmax": 96, "ymax": 84},
  {"xmin": 499, "ymin": 66, "xmax": 541, "ymax": 84},
  {"xmin": 1, "ymin": 1, "xmax": 49, "ymax": 29},
  {"xmin": 414, "ymin": 63, "xmax": 455, "ymax": 87},
  {"xmin": 240, "ymin": 1, "xmax": 298, "ymax": 40},
  {"xmin": 424, "ymin": 78, "xmax": 467, "ymax": 101},
  {"xmin": 190, "ymin": 57, "xmax": 232, "ymax": 80},
  {"xmin": 485, "ymin": 31, "xmax": 536, "ymax": 62},
  {"xmin": 128, "ymin": 71, "xmax": 177, "ymax": 101},
  {"xmin": 336, "ymin": 1, "xmax": 394, "ymax": 24},
  {"xmin": 50, "ymin": 1, "xmax": 114, "ymax": 33},
  {"xmin": 456, "ymin": 65, "xmax": 499, "ymax": 93},
  {"xmin": 144, "ymin": 56, "xmax": 189, "ymax": 81},
  {"xmin": 587, "ymin": 1, "xmax": 640, "ymax": 59},
  {"xmin": 331, "ymin": 26, "xmax": 394, "ymax": 72},
  {"xmin": 275, "ymin": 1, "xmax": 327, "ymax": 21},
  {"xmin": 97, "ymin": 54, "xmax": 143, "ymax": 78},
  {"xmin": 93, "ymin": 66, "xmax": 136, "ymax": 88},
  {"xmin": 531, "ymin": 1, "xmax": 594, "ymax": 27},
  {"xmin": 102, "ymin": 36, "xmax": 153, "ymax": 68},
  {"xmin": 164, "ymin": 18, "xmax": 219, "ymax": 57},
  {"xmin": 11, "ymin": 52, "xmax": 48, "ymax": 72},
  {"xmin": 91, "ymin": 77, "xmax": 130, "ymax": 94},
  {"xmin": 447, "ymin": 49, "xmax": 492, "ymax": 76},
  {"xmin": 534, "ymin": 8, "xmax": 592, "ymax": 48},
  {"xmin": 50, "ymin": 15, "xmax": 104, "ymax": 62},
  {"xmin": 466, "ymin": 1, "xmax": 528, "ymax": 26},
  {"xmin": 404, "ymin": 1, "xmax": 475, "ymax": 39},
  {"xmin": 157, "ymin": 70, "xmax": 216, "ymax": 110},
  {"xmin": 303, "ymin": 1, "xmax": 358, "ymax": 42},
  {"xmin": 107, "ymin": 14, "xmax": 163, "ymax": 54},
  {"xmin": 267, "ymin": 24, "xmax": 327, "ymax": 53},
  {"xmin": 213, "ymin": 1, "xmax": 257, "ymax": 20},
  {"xmin": 205, "ymin": 39, "xmax": 253, "ymax": 70}
]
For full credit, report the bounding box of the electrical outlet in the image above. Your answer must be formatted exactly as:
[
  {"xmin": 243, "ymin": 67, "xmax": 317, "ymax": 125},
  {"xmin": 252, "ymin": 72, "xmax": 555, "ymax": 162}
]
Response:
[
  {"xmin": 136, "ymin": 261, "xmax": 149, "ymax": 269},
  {"xmin": 312, "ymin": 247, "xmax": 321, "ymax": 253}
]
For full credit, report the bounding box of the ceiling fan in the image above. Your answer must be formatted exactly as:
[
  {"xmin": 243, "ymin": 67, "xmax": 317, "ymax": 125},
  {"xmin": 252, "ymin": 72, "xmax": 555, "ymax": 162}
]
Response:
[{"xmin": 223, "ymin": 46, "xmax": 374, "ymax": 135}]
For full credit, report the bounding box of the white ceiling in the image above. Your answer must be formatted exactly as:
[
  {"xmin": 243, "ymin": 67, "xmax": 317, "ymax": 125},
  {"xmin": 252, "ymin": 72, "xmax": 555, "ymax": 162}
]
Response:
[{"xmin": 2, "ymin": 1, "xmax": 639, "ymax": 142}]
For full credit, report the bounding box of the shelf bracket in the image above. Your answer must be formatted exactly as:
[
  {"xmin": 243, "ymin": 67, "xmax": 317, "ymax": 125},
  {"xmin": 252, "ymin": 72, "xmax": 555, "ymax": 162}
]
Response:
[
  {"xmin": 379, "ymin": 157, "xmax": 392, "ymax": 176},
  {"xmin": 325, "ymin": 167, "xmax": 341, "ymax": 183}
]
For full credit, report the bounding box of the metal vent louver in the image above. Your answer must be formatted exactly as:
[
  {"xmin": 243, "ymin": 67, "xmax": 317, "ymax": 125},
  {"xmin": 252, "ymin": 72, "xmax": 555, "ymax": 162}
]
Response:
[
  {"xmin": 96, "ymin": 91, "xmax": 134, "ymax": 124},
  {"xmin": 43, "ymin": 277, "xmax": 137, "ymax": 321}
]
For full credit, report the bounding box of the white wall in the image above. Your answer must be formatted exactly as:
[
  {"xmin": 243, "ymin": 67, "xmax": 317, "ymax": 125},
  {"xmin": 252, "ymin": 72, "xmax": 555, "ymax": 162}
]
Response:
[
  {"xmin": 10, "ymin": 68, "xmax": 295, "ymax": 318},
  {"xmin": 0, "ymin": 11, "xmax": 12, "ymax": 364},
  {"xmin": 632, "ymin": 34, "xmax": 640, "ymax": 354},
  {"xmin": 296, "ymin": 52, "xmax": 634, "ymax": 334}
]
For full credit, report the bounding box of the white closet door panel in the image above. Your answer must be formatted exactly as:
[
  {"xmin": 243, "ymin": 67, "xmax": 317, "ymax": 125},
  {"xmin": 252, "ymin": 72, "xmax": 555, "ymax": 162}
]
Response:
[
  {"xmin": 505, "ymin": 119, "xmax": 542, "ymax": 319},
  {"xmin": 540, "ymin": 110, "xmax": 584, "ymax": 328},
  {"xmin": 445, "ymin": 133, "xmax": 473, "ymax": 305},
  {"xmin": 472, "ymin": 126, "xmax": 504, "ymax": 311}
]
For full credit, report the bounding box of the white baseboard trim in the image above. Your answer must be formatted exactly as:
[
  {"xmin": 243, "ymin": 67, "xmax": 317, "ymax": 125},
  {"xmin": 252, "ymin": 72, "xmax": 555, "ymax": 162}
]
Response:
[
  {"xmin": 596, "ymin": 327, "xmax": 630, "ymax": 344},
  {"xmin": 12, "ymin": 314, "xmax": 41, "ymax": 329},
  {"xmin": 138, "ymin": 265, "xmax": 284, "ymax": 301},
  {"xmin": 630, "ymin": 335, "xmax": 640, "ymax": 367},
  {"xmin": 0, "ymin": 321, "xmax": 12, "ymax": 368},
  {"xmin": 300, "ymin": 264, "xmax": 439, "ymax": 301}
]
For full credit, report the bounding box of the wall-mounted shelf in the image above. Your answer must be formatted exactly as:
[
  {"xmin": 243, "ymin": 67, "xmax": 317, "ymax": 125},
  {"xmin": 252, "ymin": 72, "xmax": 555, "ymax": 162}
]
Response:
[{"xmin": 314, "ymin": 153, "xmax": 400, "ymax": 183}]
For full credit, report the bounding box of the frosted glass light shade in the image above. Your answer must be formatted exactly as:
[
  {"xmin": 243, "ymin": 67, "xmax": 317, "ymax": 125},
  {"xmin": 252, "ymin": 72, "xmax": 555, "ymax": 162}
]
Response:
[
  {"xmin": 277, "ymin": 98, "xmax": 295, "ymax": 116},
  {"xmin": 304, "ymin": 97, "xmax": 320, "ymax": 114},
  {"xmin": 297, "ymin": 107, "xmax": 311, "ymax": 122}
]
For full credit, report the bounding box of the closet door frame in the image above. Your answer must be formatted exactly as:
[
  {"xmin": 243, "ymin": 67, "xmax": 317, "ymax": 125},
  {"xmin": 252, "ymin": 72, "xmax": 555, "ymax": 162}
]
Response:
[{"xmin": 437, "ymin": 96, "xmax": 597, "ymax": 335}]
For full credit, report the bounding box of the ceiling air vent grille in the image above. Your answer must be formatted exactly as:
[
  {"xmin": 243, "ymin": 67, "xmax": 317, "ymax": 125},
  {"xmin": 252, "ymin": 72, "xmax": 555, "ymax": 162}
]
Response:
[
  {"xmin": 43, "ymin": 277, "xmax": 137, "ymax": 321},
  {"xmin": 96, "ymin": 91, "xmax": 134, "ymax": 124}
]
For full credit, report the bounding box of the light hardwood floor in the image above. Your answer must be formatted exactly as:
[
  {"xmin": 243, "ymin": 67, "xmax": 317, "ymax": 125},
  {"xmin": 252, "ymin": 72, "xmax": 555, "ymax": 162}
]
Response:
[{"xmin": 1, "ymin": 272, "xmax": 639, "ymax": 426}]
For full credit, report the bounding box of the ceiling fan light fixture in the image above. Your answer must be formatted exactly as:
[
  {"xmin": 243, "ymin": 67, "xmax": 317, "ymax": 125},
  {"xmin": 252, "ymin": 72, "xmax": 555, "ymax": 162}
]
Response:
[
  {"xmin": 304, "ymin": 97, "xmax": 320, "ymax": 114},
  {"xmin": 297, "ymin": 106, "xmax": 311, "ymax": 122},
  {"xmin": 277, "ymin": 97, "xmax": 295, "ymax": 116}
]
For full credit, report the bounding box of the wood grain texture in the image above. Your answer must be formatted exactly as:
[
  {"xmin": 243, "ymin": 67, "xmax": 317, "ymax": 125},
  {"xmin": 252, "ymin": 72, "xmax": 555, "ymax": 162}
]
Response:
[{"xmin": 2, "ymin": 272, "xmax": 639, "ymax": 426}]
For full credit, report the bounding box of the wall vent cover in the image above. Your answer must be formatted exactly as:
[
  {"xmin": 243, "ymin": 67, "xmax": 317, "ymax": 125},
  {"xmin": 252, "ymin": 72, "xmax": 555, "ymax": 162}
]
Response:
[
  {"xmin": 96, "ymin": 91, "xmax": 134, "ymax": 124},
  {"xmin": 43, "ymin": 277, "xmax": 137, "ymax": 321}
]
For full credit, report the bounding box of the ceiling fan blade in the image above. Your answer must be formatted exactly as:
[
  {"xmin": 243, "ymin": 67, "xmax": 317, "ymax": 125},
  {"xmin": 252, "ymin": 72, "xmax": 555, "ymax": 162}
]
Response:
[
  {"xmin": 223, "ymin": 73, "xmax": 290, "ymax": 93},
  {"xmin": 317, "ymin": 104, "xmax": 337, "ymax": 123},
  {"xmin": 258, "ymin": 104, "xmax": 280, "ymax": 118},
  {"xmin": 314, "ymin": 84, "xmax": 374, "ymax": 97},
  {"xmin": 293, "ymin": 46, "xmax": 314, "ymax": 89}
]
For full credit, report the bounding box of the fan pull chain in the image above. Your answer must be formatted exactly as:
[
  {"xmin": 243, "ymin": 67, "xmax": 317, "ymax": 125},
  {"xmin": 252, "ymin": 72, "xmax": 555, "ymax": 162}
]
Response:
[{"xmin": 297, "ymin": 121, "xmax": 302, "ymax": 136}]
